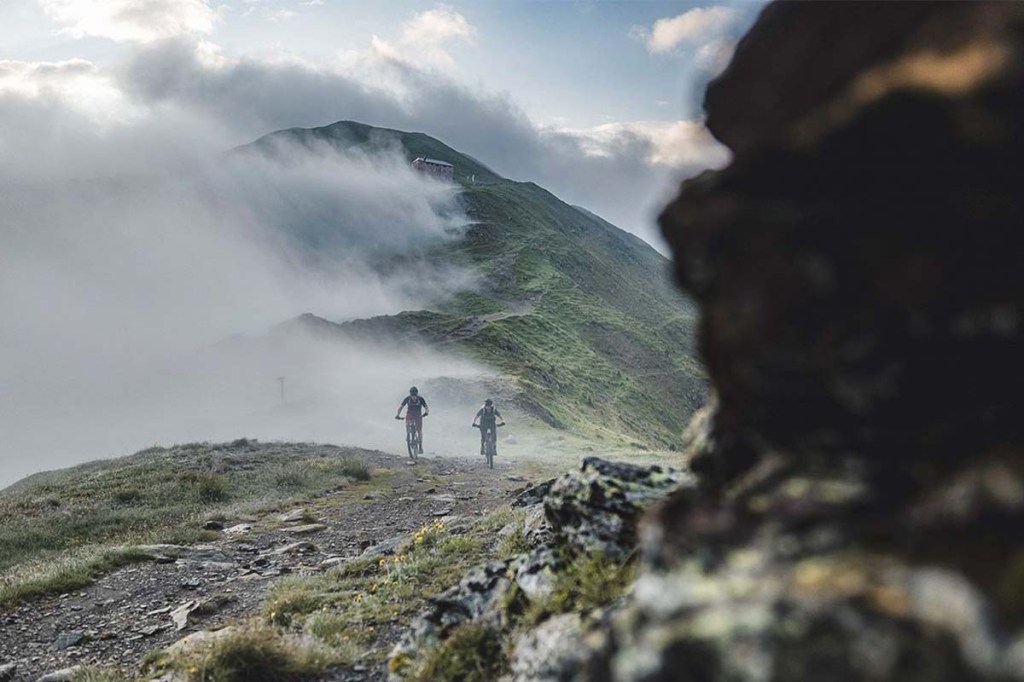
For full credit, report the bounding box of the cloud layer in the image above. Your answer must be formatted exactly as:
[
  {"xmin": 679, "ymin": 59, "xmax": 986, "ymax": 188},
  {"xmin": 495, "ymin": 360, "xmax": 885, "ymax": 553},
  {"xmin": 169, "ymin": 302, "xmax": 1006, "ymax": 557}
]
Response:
[
  {"xmin": 0, "ymin": 89, "xmax": 476, "ymax": 483},
  {"xmin": 0, "ymin": 2, "xmax": 733, "ymax": 481}
]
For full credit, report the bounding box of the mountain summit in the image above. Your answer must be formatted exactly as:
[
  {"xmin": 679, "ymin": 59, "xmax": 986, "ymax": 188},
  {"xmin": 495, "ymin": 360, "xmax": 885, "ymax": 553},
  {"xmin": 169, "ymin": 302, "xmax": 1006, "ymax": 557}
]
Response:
[{"xmin": 245, "ymin": 120, "xmax": 706, "ymax": 448}]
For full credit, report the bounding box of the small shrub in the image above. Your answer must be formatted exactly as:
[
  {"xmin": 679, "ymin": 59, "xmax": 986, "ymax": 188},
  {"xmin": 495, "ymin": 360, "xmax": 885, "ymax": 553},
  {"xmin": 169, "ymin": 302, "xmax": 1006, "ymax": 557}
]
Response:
[
  {"xmin": 337, "ymin": 459, "xmax": 371, "ymax": 482},
  {"xmin": 525, "ymin": 551, "xmax": 636, "ymax": 625},
  {"xmin": 71, "ymin": 666, "xmax": 130, "ymax": 682},
  {"xmin": 112, "ymin": 488, "xmax": 143, "ymax": 505},
  {"xmin": 167, "ymin": 624, "xmax": 335, "ymax": 682},
  {"xmin": 265, "ymin": 583, "xmax": 329, "ymax": 626},
  {"xmin": 182, "ymin": 472, "xmax": 230, "ymax": 503},
  {"xmin": 408, "ymin": 623, "xmax": 507, "ymax": 682},
  {"xmin": 273, "ymin": 464, "xmax": 311, "ymax": 490},
  {"xmin": 496, "ymin": 527, "xmax": 530, "ymax": 559},
  {"xmin": 303, "ymin": 612, "xmax": 366, "ymax": 662}
]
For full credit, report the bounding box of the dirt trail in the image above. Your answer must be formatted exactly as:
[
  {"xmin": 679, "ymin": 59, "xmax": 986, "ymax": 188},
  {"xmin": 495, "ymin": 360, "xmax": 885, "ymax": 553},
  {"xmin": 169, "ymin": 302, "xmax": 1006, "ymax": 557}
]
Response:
[{"xmin": 0, "ymin": 448, "xmax": 533, "ymax": 681}]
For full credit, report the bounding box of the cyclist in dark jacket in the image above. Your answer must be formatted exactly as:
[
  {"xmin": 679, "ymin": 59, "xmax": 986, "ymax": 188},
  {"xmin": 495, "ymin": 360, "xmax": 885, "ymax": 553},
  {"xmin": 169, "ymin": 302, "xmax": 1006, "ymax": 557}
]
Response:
[
  {"xmin": 471, "ymin": 398, "xmax": 505, "ymax": 455},
  {"xmin": 395, "ymin": 386, "xmax": 429, "ymax": 454}
]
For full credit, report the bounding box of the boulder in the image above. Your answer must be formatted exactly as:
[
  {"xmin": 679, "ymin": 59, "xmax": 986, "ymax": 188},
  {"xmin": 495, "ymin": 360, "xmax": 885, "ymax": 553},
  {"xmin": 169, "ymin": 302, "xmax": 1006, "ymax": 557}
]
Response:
[
  {"xmin": 507, "ymin": 613, "xmax": 586, "ymax": 682},
  {"xmin": 278, "ymin": 508, "xmax": 310, "ymax": 523},
  {"xmin": 270, "ymin": 541, "xmax": 316, "ymax": 556},
  {"xmin": 543, "ymin": 458, "xmax": 690, "ymax": 559},
  {"xmin": 512, "ymin": 546, "xmax": 563, "ymax": 602},
  {"xmin": 388, "ymin": 561, "xmax": 515, "ymax": 681},
  {"xmin": 361, "ymin": 534, "xmax": 411, "ymax": 560},
  {"xmin": 586, "ymin": 3, "xmax": 1024, "ymax": 681},
  {"xmin": 36, "ymin": 667, "xmax": 81, "ymax": 682},
  {"xmin": 280, "ymin": 523, "xmax": 327, "ymax": 536},
  {"xmin": 511, "ymin": 479, "xmax": 555, "ymax": 508},
  {"xmin": 53, "ymin": 631, "xmax": 85, "ymax": 650},
  {"xmin": 388, "ymin": 456, "xmax": 688, "ymax": 680}
]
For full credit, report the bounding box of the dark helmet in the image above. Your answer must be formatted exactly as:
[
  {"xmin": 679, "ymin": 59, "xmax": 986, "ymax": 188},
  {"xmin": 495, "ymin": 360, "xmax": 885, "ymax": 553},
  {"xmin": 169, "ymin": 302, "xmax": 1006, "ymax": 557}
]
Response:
[
  {"xmin": 484, "ymin": 398, "xmax": 493, "ymax": 406},
  {"xmin": 410, "ymin": 386, "xmax": 419, "ymax": 395}
]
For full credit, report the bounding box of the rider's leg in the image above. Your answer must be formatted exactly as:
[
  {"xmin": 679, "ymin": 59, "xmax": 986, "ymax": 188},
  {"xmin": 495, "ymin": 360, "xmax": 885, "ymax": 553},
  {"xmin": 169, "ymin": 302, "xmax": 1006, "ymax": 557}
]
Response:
[{"xmin": 480, "ymin": 429, "xmax": 486, "ymax": 455}]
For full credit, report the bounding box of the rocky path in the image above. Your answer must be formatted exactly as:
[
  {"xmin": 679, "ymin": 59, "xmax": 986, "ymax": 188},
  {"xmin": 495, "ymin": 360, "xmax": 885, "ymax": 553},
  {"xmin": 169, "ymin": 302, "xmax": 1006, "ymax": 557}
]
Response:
[{"xmin": 0, "ymin": 449, "xmax": 532, "ymax": 681}]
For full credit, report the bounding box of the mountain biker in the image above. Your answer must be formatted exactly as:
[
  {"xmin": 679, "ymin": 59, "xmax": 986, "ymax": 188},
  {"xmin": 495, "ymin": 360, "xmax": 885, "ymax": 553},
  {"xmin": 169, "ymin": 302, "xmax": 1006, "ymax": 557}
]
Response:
[
  {"xmin": 471, "ymin": 398, "xmax": 505, "ymax": 455},
  {"xmin": 395, "ymin": 386, "xmax": 429, "ymax": 454}
]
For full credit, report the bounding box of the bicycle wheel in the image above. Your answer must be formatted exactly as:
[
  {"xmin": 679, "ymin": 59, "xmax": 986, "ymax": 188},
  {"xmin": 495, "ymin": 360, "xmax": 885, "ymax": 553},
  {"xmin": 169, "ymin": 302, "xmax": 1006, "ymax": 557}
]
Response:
[
  {"xmin": 486, "ymin": 432, "xmax": 495, "ymax": 469},
  {"xmin": 407, "ymin": 427, "xmax": 417, "ymax": 460}
]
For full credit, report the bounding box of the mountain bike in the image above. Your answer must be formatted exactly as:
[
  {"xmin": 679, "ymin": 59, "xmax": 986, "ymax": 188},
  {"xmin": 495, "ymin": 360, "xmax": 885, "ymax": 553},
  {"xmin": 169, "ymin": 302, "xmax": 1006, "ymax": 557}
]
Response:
[
  {"xmin": 397, "ymin": 415, "xmax": 425, "ymax": 462},
  {"xmin": 474, "ymin": 422, "xmax": 504, "ymax": 469}
]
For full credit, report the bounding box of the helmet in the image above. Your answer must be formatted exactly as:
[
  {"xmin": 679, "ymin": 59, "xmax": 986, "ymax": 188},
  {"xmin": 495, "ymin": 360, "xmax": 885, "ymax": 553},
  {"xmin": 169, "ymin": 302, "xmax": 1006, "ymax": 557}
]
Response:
[
  {"xmin": 484, "ymin": 398, "xmax": 493, "ymax": 406},
  {"xmin": 410, "ymin": 386, "xmax": 419, "ymax": 395}
]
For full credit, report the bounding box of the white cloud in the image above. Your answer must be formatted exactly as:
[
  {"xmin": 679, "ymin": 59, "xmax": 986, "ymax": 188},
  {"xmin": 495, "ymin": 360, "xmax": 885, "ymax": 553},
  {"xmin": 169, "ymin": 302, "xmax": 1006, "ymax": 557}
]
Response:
[
  {"xmin": 268, "ymin": 8, "xmax": 296, "ymax": 22},
  {"xmin": 400, "ymin": 4, "xmax": 476, "ymax": 47},
  {"xmin": 39, "ymin": 0, "xmax": 217, "ymax": 42},
  {"xmin": 346, "ymin": 4, "xmax": 477, "ymax": 72},
  {"xmin": 647, "ymin": 6, "xmax": 738, "ymax": 54},
  {"xmin": 0, "ymin": 58, "xmax": 139, "ymax": 122},
  {"xmin": 557, "ymin": 119, "xmax": 729, "ymax": 169}
]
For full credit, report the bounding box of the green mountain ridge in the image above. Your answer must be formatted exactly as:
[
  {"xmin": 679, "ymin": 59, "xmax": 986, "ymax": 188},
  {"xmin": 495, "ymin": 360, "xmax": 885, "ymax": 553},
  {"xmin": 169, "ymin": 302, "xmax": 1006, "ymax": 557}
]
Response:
[{"xmin": 249, "ymin": 120, "xmax": 706, "ymax": 448}]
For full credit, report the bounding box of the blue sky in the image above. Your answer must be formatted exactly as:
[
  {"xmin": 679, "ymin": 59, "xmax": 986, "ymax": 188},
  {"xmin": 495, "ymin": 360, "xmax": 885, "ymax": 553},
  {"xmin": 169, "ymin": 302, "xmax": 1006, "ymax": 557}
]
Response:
[{"xmin": 2, "ymin": 1, "xmax": 761, "ymax": 126}]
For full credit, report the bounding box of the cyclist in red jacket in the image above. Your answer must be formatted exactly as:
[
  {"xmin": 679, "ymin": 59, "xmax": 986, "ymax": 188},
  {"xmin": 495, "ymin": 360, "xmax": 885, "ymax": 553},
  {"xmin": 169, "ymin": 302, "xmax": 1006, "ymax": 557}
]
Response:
[{"xmin": 395, "ymin": 386, "xmax": 428, "ymax": 454}]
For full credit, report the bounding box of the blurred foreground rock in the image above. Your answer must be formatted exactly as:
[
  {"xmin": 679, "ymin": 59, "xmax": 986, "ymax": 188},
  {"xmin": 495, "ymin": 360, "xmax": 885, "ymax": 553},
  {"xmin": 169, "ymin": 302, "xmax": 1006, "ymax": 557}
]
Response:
[{"xmin": 589, "ymin": 2, "xmax": 1024, "ymax": 681}]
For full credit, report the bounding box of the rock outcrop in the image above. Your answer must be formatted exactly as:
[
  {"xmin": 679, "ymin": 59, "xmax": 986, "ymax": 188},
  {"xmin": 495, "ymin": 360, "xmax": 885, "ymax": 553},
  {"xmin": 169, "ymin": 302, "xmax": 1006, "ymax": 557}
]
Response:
[
  {"xmin": 587, "ymin": 3, "xmax": 1024, "ymax": 681},
  {"xmin": 387, "ymin": 459, "xmax": 691, "ymax": 681}
]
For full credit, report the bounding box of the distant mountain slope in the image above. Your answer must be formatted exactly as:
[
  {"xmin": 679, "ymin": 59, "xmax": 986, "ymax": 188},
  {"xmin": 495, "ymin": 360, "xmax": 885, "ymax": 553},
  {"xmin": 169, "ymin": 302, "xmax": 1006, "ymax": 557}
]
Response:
[{"xmin": 245, "ymin": 121, "xmax": 705, "ymax": 448}]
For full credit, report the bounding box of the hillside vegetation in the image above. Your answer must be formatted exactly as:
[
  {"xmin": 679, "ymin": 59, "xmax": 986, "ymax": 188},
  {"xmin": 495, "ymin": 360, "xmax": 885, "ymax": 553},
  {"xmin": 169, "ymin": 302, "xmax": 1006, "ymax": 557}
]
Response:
[
  {"xmin": 246, "ymin": 121, "xmax": 706, "ymax": 448},
  {"xmin": 0, "ymin": 440, "xmax": 370, "ymax": 608}
]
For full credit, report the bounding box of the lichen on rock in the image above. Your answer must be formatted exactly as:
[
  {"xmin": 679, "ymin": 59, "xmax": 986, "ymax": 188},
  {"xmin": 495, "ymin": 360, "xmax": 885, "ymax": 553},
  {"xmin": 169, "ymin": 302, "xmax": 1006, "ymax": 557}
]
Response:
[
  {"xmin": 387, "ymin": 458, "xmax": 691, "ymax": 681},
  {"xmin": 583, "ymin": 2, "xmax": 1024, "ymax": 680}
]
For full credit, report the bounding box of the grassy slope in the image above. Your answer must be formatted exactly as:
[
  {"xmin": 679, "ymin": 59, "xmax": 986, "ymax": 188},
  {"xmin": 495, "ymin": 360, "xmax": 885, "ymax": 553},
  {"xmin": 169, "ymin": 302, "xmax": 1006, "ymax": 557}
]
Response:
[
  {"xmin": 249, "ymin": 121, "xmax": 706, "ymax": 448},
  {"xmin": 0, "ymin": 441, "xmax": 372, "ymax": 606}
]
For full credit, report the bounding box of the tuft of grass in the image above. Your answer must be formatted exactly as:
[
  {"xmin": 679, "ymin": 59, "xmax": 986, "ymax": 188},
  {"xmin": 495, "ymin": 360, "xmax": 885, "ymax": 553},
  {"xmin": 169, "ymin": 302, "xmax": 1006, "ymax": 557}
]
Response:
[
  {"xmin": 265, "ymin": 585, "xmax": 332, "ymax": 627},
  {"xmin": 165, "ymin": 623, "xmax": 335, "ymax": 682},
  {"xmin": 524, "ymin": 551, "xmax": 636, "ymax": 625},
  {"xmin": 71, "ymin": 667, "xmax": 130, "ymax": 682},
  {"xmin": 0, "ymin": 546, "xmax": 153, "ymax": 608},
  {"xmin": 303, "ymin": 612, "xmax": 365, "ymax": 664},
  {"xmin": 336, "ymin": 459, "xmax": 371, "ymax": 482},
  {"xmin": 406, "ymin": 623, "xmax": 507, "ymax": 682},
  {"xmin": 496, "ymin": 526, "xmax": 530, "ymax": 560},
  {"xmin": 263, "ymin": 514, "xmax": 515, "ymax": 662},
  {"xmin": 186, "ymin": 473, "xmax": 230, "ymax": 503}
]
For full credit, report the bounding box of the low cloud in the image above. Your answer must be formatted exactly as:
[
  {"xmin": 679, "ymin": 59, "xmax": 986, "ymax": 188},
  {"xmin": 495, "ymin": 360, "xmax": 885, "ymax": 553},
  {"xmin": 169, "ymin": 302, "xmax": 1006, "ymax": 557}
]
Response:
[
  {"xmin": 559, "ymin": 119, "xmax": 728, "ymax": 168},
  {"xmin": 112, "ymin": 37, "xmax": 726, "ymax": 246},
  {"xmin": 0, "ymin": 92, "xmax": 476, "ymax": 482}
]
